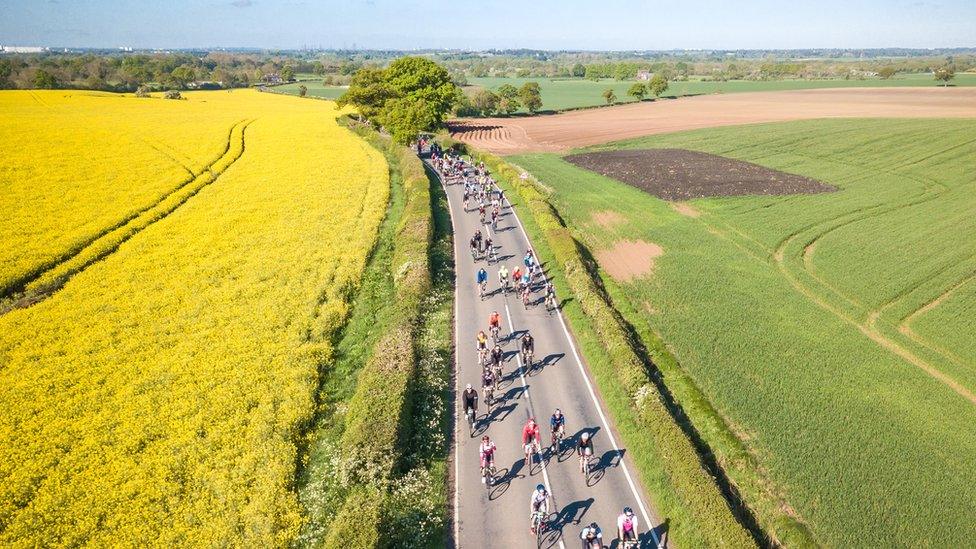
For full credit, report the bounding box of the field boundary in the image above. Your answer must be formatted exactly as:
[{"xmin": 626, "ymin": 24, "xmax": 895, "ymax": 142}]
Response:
[
  {"xmin": 440, "ymin": 134, "xmax": 762, "ymax": 547},
  {"xmin": 0, "ymin": 119, "xmax": 254, "ymax": 314}
]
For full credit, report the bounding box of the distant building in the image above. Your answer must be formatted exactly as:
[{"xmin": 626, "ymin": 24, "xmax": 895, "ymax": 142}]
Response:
[
  {"xmin": 636, "ymin": 70, "xmax": 651, "ymax": 81},
  {"xmin": 0, "ymin": 45, "xmax": 47, "ymax": 54},
  {"xmin": 262, "ymin": 73, "xmax": 283, "ymax": 84}
]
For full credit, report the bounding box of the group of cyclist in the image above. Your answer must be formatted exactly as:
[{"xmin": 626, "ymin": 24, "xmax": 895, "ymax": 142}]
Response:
[{"xmin": 434, "ymin": 145, "xmax": 643, "ymax": 548}]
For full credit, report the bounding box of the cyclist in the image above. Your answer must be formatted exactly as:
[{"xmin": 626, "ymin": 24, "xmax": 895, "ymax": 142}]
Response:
[
  {"xmin": 469, "ymin": 236, "xmax": 478, "ymax": 259},
  {"xmin": 577, "ymin": 431, "xmax": 595, "ymax": 474},
  {"xmin": 482, "ymin": 368, "xmax": 496, "ymax": 406},
  {"xmin": 512, "ymin": 265, "xmax": 523, "ymax": 292},
  {"xmin": 476, "ymin": 330, "xmax": 489, "ymax": 363},
  {"xmin": 476, "ymin": 267, "xmax": 488, "ymax": 297},
  {"xmin": 521, "ymin": 268, "xmax": 532, "ymax": 289},
  {"xmin": 490, "ymin": 344, "xmax": 504, "ymax": 369},
  {"xmin": 550, "ymin": 409, "xmax": 566, "ymax": 449},
  {"xmin": 616, "ymin": 507, "xmax": 639, "ymax": 547},
  {"xmin": 474, "ymin": 229, "xmax": 483, "ymax": 249},
  {"xmin": 484, "ymin": 235, "xmax": 494, "ymax": 263},
  {"xmin": 488, "ymin": 310, "xmax": 501, "ymax": 332},
  {"xmin": 498, "ymin": 265, "xmax": 510, "ymax": 293},
  {"xmin": 522, "ymin": 284, "xmax": 532, "ymax": 309},
  {"xmin": 580, "ymin": 522, "xmax": 603, "ymax": 549},
  {"xmin": 520, "ymin": 332, "xmax": 535, "ymax": 368},
  {"xmin": 522, "ymin": 417, "xmax": 541, "ymax": 466},
  {"xmin": 479, "ymin": 435, "xmax": 497, "ymax": 484},
  {"xmin": 461, "ymin": 383, "xmax": 478, "ymax": 426},
  {"xmin": 524, "ymin": 249, "xmax": 535, "ymax": 269},
  {"xmin": 529, "ymin": 484, "xmax": 551, "ymax": 533}
]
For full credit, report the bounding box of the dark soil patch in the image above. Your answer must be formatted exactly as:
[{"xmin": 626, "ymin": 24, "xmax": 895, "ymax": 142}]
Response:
[{"xmin": 564, "ymin": 149, "xmax": 837, "ymax": 200}]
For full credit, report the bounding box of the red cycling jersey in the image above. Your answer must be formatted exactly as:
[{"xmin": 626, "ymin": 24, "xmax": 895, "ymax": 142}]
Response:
[
  {"xmin": 522, "ymin": 422, "xmax": 541, "ymax": 445},
  {"xmin": 489, "ymin": 312, "xmax": 500, "ymax": 327}
]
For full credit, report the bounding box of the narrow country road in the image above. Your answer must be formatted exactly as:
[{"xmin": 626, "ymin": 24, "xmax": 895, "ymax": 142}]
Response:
[{"xmin": 429, "ymin": 153, "xmax": 668, "ymax": 549}]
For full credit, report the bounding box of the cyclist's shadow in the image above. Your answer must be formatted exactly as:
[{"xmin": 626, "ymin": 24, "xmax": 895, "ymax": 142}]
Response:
[{"xmin": 474, "ymin": 402, "xmax": 517, "ymax": 436}]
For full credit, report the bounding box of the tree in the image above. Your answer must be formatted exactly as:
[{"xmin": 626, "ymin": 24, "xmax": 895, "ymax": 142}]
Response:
[
  {"xmin": 312, "ymin": 61, "xmax": 325, "ymax": 76},
  {"xmin": 934, "ymin": 65, "xmax": 955, "ymax": 87},
  {"xmin": 298, "ymin": 84, "xmax": 308, "ymax": 97},
  {"xmin": 164, "ymin": 90, "xmax": 182, "ymax": 100},
  {"xmin": 627, "ymin": 83, "xmax": 647, "ymax": 101},
  {"xmin": 135, "ymin": 85, "xmax": 151, "ymax": 98},
  {"xmin": 169, "ymin": 65, "xmax": 196, "ymax": 88},
  {"xmin": 602, "ymin": 88, "xmax": 616, "ymax": 105},
  {"xmin": 33, "ymin": 69, "xmax": 58, "ymax": 89},
  {"xmin": 649, "ymin": 74, "xmax": 669, "ymax": 98},
  {"xmin": 571, "ymin": 63, "xmax": 586, "ymax": 78},
  {"xmin": 384, "ymin": 56, "xmax": 460, "ymax": 128},
  {"xmin": 280, "ymin": 66, "xmax": 295, "ymax": 81},
  {"xmin": 496, "ymin": 83, "xmax": 521, "ymax": 114},
  {"xmin": 878, "ymin": 66, "xmax": 897, "ymax": 80},
  {"xmin": 471, "ymin": 89, "xmax": 500, "ymax": 116},
  {"xmin": 518, "ymin": 82, "xmax": 543, "ymax": 113},
  {"xmin": 337, "ymin": 67, "xmax": 393, "ymax": 121},
  {"xmin": 381, "ymin": 96, "xmax": 439, "ymax": 145}
]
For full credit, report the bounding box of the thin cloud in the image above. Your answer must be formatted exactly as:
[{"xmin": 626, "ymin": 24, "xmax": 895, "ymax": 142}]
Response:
[{"xmin": 230, "ymin": 0, "xmax": 254, "ymax": 7}]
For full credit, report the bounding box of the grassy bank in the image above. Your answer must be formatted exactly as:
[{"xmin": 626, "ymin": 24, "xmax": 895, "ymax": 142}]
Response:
[{"xmin": 296, "ymin": 122, "xmax": 451, "ymax": 548}]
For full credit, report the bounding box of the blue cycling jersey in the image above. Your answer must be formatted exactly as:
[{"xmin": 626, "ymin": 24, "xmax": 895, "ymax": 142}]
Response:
[
  {"xmin": 477, "ymin": 270, "xmax": 488, "ymax": 283},
  {"xmin": 550, "ymin": 414, "xmax": 565, "ymax": 429}
]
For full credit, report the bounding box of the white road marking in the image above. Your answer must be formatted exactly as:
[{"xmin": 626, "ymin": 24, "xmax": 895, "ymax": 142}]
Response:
[{"xmin": 498, "ymin": 174, "xmax": 664, "ymax": 549}]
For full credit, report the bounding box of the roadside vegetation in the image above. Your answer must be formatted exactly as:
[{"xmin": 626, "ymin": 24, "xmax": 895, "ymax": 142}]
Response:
[
  {"xmin": 298, "ymin": 122, "xmax": 452, "ymax": 549},
  {"xmin": 509, "ymin": 118, "xmax": 976, "ymax": 546}
]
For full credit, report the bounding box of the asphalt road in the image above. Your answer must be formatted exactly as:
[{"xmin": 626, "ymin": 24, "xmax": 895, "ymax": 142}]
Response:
[{"xmin": 432, "ymin": 155, "xmax": 668, "ymax": 549}]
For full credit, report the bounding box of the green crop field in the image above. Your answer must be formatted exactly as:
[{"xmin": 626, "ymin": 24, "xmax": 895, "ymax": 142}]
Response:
[
  {"xmin": 468, "ymin": 73, "xmax": 976, "ymax": 112},
  {"xmin": 274, "ymin": 80, "xmax": 347, "ymax": 100},
  {"xmin": 509, "ymin": 119, "xmax": 976, "ymax": 546}
]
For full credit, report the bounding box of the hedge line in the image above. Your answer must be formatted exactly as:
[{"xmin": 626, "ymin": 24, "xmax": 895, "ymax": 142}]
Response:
[
  {"xmin": 455, "ymin": 143, "xmax": 755, "ymax": 547},
  {"xmin": 324, "ymin": 126, "xmax": 433, "ymax": 548}
]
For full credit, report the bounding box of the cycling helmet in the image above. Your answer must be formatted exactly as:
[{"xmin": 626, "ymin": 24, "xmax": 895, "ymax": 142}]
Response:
[
  {"xmin": 536, "ymin": 483, "xmax": 546, "ymax": 491},
  {"xmin": 466, "ymin": 383, "xmax": 472, "ymax": 390},
  {"xmin": 482, "ymin": 435, "xmax": 489, "ymax": 442},
  {"xmin": 554, "ymin": 408, "xmax": 562, "ymax": 415},
  {"xmin": 581, "ymin": 432, "xmax": 589, "ymax": 440},
  {"xmin": 623, "ymin": 507, "xmax": 634, "ymax": 516}
]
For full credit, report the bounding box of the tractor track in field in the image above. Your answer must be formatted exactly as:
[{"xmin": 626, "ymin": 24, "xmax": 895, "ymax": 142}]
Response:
[
  {"xmin": 683, "ymin": 134, "xmax": 976, "ymax": 402},
  {"xmin": 0, "ymin": 119, "xmax": 254, "ymax": 315},
  {"xmin": 896, "ymin": 269, "xmax": 976, "ymax": 367}
]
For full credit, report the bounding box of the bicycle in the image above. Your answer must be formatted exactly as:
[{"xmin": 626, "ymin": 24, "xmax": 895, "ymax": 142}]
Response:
[
  {"xmin": 492, "ymin": 362, "xmax": 503, "ymax": 390},
  {"xmin": 522, "ymin": 288, "xmax": 531, "ymax": 309},
  {"xmin": 483, "ymin": 384, "xmax": 494, "ymax": 413},
  {"xmin": 480, "ymin": 280, "xmax": 487, "ymax": 300},
  {"xmin": 522, "ymin": 348, "xmax": 534, "ymax": 371},
  {"xmin": 489, "ymin": 325, "xmax": 500, "ymax": 343},
  {"xmin": 580, "ymin": 448, "xmax": 595, "ymax": 480},
  {"xmin": 531, "ymin": 510, "xmax": 550, "ymax": 546},
  {"xmin": 620, "ymin": 536, "xmax": 639, "ymax": 549},
  {"xmin": 545, "ymin": 293, "xmax": 556, "ymax": 315},
  {"xmin": 479, "ymin": 347, "xmax": 489, "ymax": 367},
  {"xmin": 465, "ymin": 407, "xmax": 476, "ymax": 436},
  {"xmin": 550, "ymin": 428, "xmax": 564, "ymax": 453},
  {"xmin": 481, "ymin": 462, "xmax": 497, "ymax": 488}
]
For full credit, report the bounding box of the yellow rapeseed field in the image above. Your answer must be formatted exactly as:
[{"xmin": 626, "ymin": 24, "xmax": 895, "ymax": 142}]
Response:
[
  {"xmin": 0, "ymin": 90, "xmax": 389, "ymax": 546},
  {"xmin": 0, "ymin": 90, "xmax": 249, "ymax": 297}
]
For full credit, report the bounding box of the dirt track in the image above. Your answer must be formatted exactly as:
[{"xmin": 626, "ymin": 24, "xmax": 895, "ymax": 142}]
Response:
[{"xmin": 449, "ymin": 87, "xmax": 976, "ymax": 154}]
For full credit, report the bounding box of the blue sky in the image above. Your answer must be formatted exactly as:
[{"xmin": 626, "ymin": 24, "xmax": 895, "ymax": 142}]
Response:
[{"xmin": 0, "ymin": 0, "xmax": 973, "ymax": 50}]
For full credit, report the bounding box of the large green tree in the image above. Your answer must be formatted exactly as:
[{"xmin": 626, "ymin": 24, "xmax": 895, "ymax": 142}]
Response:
[
  {"xmin": 934, "ymin": 65, "xmax": 955, "ymax": 86},
  {"xmin": 518, "ymin": 82, "xmax": 543, "ymax": 113},
  {"xmin": 471, "ymin": 89, "xmax": 500, "ymax": 116},
  {"xmin": 602, "ymin": 88, "xmax": 616, "ymax": 105},
  {"xmin": 496, "ymin": 83, "xmax": 521, "ymax": 114}
]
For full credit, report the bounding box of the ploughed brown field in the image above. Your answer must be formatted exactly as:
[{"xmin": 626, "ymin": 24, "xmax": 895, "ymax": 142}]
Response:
[
  {"xmin": 564, "ymin": 149, "xmax": 837, "ymax": 200},
  {"xmin": 449, "ymin": 87, "xmax": 976, "ymax": 154}
]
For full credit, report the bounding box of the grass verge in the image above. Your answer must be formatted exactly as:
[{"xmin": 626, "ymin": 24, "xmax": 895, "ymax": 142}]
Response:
[{"xmin": 296, "ymin": 119, "xmax": 451, "ymax": 548}]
